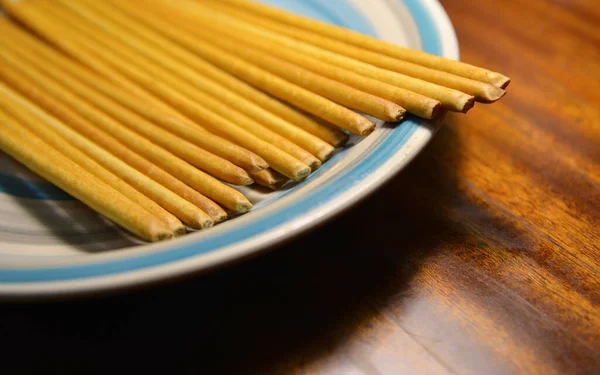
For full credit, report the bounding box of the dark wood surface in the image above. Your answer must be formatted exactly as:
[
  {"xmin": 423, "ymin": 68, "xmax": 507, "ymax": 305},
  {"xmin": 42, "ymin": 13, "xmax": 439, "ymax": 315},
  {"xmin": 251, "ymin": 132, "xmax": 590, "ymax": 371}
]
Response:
[{"xmin": 1, "ymin": 0, "xmax": 599, "ymax": 373}]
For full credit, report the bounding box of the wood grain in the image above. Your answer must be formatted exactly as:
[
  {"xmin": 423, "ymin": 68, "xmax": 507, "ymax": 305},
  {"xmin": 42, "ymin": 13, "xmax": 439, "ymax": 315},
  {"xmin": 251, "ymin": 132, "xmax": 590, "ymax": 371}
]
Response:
[{"xmin": 0, "ymin": 0, "xmax": 598, "ymax": 374}]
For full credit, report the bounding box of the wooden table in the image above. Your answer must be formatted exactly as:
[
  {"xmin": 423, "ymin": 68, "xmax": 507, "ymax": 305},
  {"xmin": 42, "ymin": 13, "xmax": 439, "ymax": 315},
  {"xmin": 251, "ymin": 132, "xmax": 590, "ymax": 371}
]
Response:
[{"xmin": 1, "ymin": 0, "xmax": 599, "ymax": 373}]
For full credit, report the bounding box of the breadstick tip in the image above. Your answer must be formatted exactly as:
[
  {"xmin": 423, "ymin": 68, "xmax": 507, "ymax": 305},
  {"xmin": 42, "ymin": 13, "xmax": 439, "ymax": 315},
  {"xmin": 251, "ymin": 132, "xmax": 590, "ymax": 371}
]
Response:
[
  {"xmin": 295, "ymin": 165, "xmax": 311, "ymax": 181},
  {"xmin": 212, "ymin": 212, "xmax": 229, "ymax": 223},
  {"xmin": 461, "ymin": 96, "xmax": 476, "ymax": 113},
  {"xmin": 359, "ymin": 123, "xmax": 376, "ymax": 136},
  {"xmin": 235, "ymin": 201, "xmax": 253, "ymax": 213},
  {"xmin": 309, "ymin": 159, "xmax": 322, "ymax": 171},
  {"xmin": 480, "ymin": 85, "xmax": 506, "ymax": 103},
  {"xmin": 172, "ymin": 225, "xmax": 188, "ymax": 237},
  {"xmin": 152, "ymin": 230, "xmax": 175, "ymax": 242},
  {"xmin": 492, "ymin": 75, "xmax": 511, "ymax": 89},
  {"xmin": 240, "ymin": 176, "xmax": 255, "ymax": 185}
]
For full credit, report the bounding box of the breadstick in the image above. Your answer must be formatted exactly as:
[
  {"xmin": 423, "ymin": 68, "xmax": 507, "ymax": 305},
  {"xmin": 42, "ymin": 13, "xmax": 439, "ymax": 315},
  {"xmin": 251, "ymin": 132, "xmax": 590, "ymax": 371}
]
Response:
[
  {"xmin": 0, "ymin": 98, "xmax": 185, "ymax": 236},
  {"xmin": 0, "ymin": 22, "xmax": 268, "ymax": 174},
  {"xmin": 0, "ymin": 46, "xmax": 250, "ymax": 199},
  {"xmin": 41, "ymin": 1, "xmax": 320, "ymax": 173},
  {"xmin": 3, "ymin": 7, "xmax": 253, "ymax": 186},
  {"xmin": 108, "ymin": 0, "xmax": 376, "ymax": 135},
  {"xmin": 58, "ymin": 0, "xmax": 336, "ymax": 162},
  {"xmin": 85, "ymin": 0, "xmax": 349, "ymax": 147},
  {"xmin": 203, "ymin": 1, "xmax": 503, "ymax": 103},
  {"xmin": 0, "ymin": 81, "xmax": 214, "ymax": 230},
  {"xmin": 249, "ymin": 169, "xmax": 288, "ymax": 191},
  {"xmin": 1, "ymin": 0, "xmax": 256, "ymax": 174},
  {"xmin": 0, "ymin": 25, "xmax": 227, "ymax": 219},
  {"xmin": 0, "ymin": 2, "xmax": 173, "ymax": 111},
  {"xmin": 0, "ymin": 54, "xmax": 249, "ymax": 215},
  {"xmin": 230, "ymin": 33, "xmax": 440, "ymax": 118},
  {"xmin": 31, "ymin": 3, "xmax": 311, "ymax": 181},
  {"xmin": 194, "ymin": 33, "xmax": 406, "ymax": 122},
  {"xmin": 0, "ymin": 111, "xmax": 172, "ymax": 242},
  {"xmin": 0, "ymin": 67, "xmax": 226, "ymax": 222},
  {"xmin": 146, "ymin": 0, "xmax": 402, "ymax": 123},
  {"xmin": 143, "ymin": 7, "xmax": 404, "ymax": 121},
  {"xmin": 195, "ymin": 17, "xmax": 440, "ymax": 118},
  {"xmin": 3, "ymin": 46, "xmax": 251, "ymax": 187},
  {"xmin": 161, "ymin": 1, "xmax": 472, "ymax": 113},
  {"xmin": 212, "ymin": 0, "xmax": 511, "ymax": 88},
  {"xmin": 203, "ymin": 1, "xmax": 504, "ymax": 103}
]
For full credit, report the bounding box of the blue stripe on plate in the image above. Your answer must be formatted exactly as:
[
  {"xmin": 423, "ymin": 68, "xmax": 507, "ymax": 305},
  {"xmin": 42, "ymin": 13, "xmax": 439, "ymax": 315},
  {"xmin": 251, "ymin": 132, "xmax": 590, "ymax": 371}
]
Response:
[
  {"xmin": 247, "ymin": 0, "xmax": 377, "ymax": 37},
  {"xmin": 0, "ymin": 172, "xmax": 72, "ymax": 201},
  {"xmin": 0, "ymin": 0, "xmax": 442, "ymax": 282},
  {"xmin": 403, "ymin": 0, "xmax": 442, "ymax": 54}
]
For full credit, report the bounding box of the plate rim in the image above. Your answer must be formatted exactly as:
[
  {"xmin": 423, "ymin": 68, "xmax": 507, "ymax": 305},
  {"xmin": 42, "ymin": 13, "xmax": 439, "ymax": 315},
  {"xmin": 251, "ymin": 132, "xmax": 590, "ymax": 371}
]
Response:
[{"xmin": 0, "ymin": 0, "xmax": 459, "ymax": 298}]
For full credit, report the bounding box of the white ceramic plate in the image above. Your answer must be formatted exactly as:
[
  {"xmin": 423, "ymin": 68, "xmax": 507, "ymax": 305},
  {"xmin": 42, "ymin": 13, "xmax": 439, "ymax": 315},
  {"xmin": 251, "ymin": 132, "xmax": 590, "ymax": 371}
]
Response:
[{"xmin": 0, "ymin": 0, "xmax": 459, "ymax": 298}]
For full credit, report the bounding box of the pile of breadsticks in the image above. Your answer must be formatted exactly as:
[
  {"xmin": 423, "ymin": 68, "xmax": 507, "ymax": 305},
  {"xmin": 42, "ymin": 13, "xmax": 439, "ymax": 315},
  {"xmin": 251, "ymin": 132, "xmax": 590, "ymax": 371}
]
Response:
[{"xmin": 0, "ymin": 0, "xmax": 509, "ymax": 241}]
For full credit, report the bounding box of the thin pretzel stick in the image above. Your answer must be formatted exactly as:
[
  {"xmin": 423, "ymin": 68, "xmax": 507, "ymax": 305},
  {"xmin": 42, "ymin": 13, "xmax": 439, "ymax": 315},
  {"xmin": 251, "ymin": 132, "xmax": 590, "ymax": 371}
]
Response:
[
  {"xmin": 81, "ymin": 0, "xmax": 348, "ymax": 147},
  {"xmin": 0, "ymin": 1, "xmax": 172, "ymax": 110},
  {"xmin": 32, "ymin": 2, "xmax": 311, "ymax": 181},
  {"xmin": 59, "ymin": 0, "xmax": 335, "ymax": 162},
  {"xmin": 0, "ymin": 81, "xmax": 214, "ymax": 230},
  {"xmin": 0, "ymin": 70, "xmax": 227, "ymax": 222},
  {"xmin": 0, "ymin": 51, "xmax": 250, "ymax": 214},
  {"xmin": 198, "ymin": 22, "xmax": 441, "ymax": 119},
  {"xmin": 49, "ymin": 0, "xmax": 321, "ymax": 172},
  {"xmin": 0, "ymin": 110, "xmax": 173, "ymax": 242},
  {"xmin": 249, "ymin": 169, "xmax": 288, "ymax": 191},
  {"xmin": 160, "ymin": 1, "xmax": 473, "ymax": 113},
  {"xmin": 203, "ymin": 0, "xmax": 505, "ymax": 103},
  {"xmin": 213, "ymin": 0, "xmax": 511, "ymax": 88},
  {"xmin": 193, "ymin": 31, "xmax": 406, "ymax": 122},
  {"xmin": 0, "ymin": 21, "xmax": 268, "ymax": 174},
  {"xmin": 0, "ymin": 93, "xmax": 185, "ymax": 235},
  {"xmin": 109, "ymin": 0, "xmax": 376, "ymax": 135},
  {"xmin": 3, "ymin": 6, "xmax": 254, "ymax": 187}
]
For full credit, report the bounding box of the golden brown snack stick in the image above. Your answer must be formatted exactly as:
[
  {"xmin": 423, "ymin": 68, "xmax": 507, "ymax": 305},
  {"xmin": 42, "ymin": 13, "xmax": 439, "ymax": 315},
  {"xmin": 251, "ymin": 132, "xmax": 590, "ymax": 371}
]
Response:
[
  {"xmin": 0, "ymin": 58, "xmax": 227, "ymax": 223},
  {"xmin": 193, "ymin": 31, "xmax": 406, "ymax": 122},
  {"xmin": 249, "ymin": 169, "xmax": 288, "ymax": 191},
  {"xmin": 111, "ymin": 0, "xmax": 376, "ymax": 135},
  {"xmin": 0, "ymin": 1, "xmax": 172, "ymax": 110},
  {"xmin": 0, "ymin": 21, "xmax": 268, "ymax": 174},
  {"xmin": 165, "ymin": 1, "xmax": 473, "ymax": 113},
  {"xmin": 83, "ymin": 0, "xmax": 348, "ymax": 148},
  {"xmin": 30, "ymin": 2, "xmax": 310, "ymax": 181},
  {"xmin": 0, "ymin": 53, "xmax": 244, "ymax": 212},
  {"xmin": 212, "ymin": 0, "xmax": 511, "ymax": 88},
  {"xmin": 60, "ymin": 0, "xmax": 335, "ymax": 162},
  {"xmin": 147, "ymin": 4, "xmax": 403, "ymax": 120},
  {"xmin": 0, "ymin": 96, "xmax": 185, "ymax": 236},
  {"xmin": 1, "ymin": 40, "xmax": 252, "ymax": 188},
  {"xmin": 0, "ymin": 80, "xmax": 213, "ymax": 230},
  {"xmin": 11, "ymin": 3, "xmax": 253, "ymax": 186},
  {"xmin": 197, "ymin": 19, "xmax": 440, "ymax": 118},
  {"xmin": 0, "ymin": 67, "xmax": 247, "ymax": 216},
  {"xmin": 209, "ymin": 108, "xmax": 321, "ymax": 171},
  {"xmin": 0, "ymin": 0, "xmax": 245, "ymax": 172},
  {"xmin": 0, "ymin": 111, "xmax": 172, "ymax": 242},
  {"xmin": 269, "ymin": 109, "xmax": 347, "ymax": 148},
  {"xmin": 148, "ymin": 0, "xmax": 399, "ymax": 123},
  {"xmin": 0, "ymin": 52, "xmax": 248, "ymax": 216},
  {"xmin": 0, "ymin": 23, "xmax": 227, "ymax": 220},
  {"xmin": 40, "ymin": 1, "xmax": 318, "ymax": 176},
  {"xmin": 204, "ymin": 1, "xmax": 504, "ymax": 103}
]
